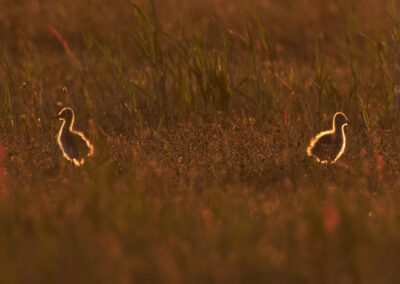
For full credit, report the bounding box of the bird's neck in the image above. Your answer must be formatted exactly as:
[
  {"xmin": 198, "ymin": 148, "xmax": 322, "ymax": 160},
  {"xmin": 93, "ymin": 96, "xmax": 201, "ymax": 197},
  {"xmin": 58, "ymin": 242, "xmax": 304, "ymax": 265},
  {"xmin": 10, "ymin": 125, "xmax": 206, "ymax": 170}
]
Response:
[
  {"xmin": 333, "ymin": 125, "xmax": 339, "ymax": 134},
  {"xmin": 62, "ymin": 119, "xmax": 73, "ymax": 133},
  {"xmin": 333, "ymin": 124, "xmax": 345, "ymax": 135}
]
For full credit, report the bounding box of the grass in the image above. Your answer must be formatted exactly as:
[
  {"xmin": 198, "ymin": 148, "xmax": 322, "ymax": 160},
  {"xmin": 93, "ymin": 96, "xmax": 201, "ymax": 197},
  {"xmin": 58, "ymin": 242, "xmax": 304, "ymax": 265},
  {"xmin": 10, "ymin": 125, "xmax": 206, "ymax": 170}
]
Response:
[{"xmin": 1, "ymin": 0, "xmax": 400, "ymax": 282}]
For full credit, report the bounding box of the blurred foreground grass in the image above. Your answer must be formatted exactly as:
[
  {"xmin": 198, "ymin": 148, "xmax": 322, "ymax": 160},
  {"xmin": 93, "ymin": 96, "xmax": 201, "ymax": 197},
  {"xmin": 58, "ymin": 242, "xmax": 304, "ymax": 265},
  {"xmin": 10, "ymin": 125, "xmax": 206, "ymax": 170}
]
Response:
[{"xmin": 1, "ymin": 0, "xmax": 400, "ymax": 282}]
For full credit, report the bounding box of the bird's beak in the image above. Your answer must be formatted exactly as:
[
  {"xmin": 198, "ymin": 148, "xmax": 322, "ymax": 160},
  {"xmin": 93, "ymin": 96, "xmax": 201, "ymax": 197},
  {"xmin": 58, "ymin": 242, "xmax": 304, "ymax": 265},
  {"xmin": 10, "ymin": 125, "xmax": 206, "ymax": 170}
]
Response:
[
  {"xmin": 347, "ymin": 120, "xmax": 351, "ymax": 125},
  {"xmin": 53, "ymin": 115, "xmax": 60, "ymax": 119}
]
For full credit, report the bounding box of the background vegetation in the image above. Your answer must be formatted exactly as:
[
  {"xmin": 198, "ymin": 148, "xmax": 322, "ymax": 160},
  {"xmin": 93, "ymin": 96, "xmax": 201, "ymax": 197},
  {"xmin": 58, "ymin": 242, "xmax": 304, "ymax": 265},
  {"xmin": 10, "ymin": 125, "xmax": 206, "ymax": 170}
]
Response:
[{"xmin": 1, "ymin": 0, "xmax": 400, "ymax": 282}]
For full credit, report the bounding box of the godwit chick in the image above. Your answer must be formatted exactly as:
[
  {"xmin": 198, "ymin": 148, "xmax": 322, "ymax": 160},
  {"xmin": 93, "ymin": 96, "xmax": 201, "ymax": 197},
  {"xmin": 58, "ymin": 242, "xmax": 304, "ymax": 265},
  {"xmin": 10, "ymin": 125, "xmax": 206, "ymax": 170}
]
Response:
[
  {"xmin": 55, "ymin": 107, "xmax": 94, "ymax": 166},
  {"xmin": 306, "ymin": 112, "xmax": 349, "ymax": 164}
]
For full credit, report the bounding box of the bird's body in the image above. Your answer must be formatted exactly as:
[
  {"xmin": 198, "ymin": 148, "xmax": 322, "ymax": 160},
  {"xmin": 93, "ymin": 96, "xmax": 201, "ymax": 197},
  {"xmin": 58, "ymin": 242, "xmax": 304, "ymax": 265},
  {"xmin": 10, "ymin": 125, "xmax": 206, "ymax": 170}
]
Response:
[
  {"xmin": 56, "ymin": 107, "xmax": 93, "ymax": 166},
  {"xmin": 307, "ymin": 112, "xmax": 349, "ymax": 164}
]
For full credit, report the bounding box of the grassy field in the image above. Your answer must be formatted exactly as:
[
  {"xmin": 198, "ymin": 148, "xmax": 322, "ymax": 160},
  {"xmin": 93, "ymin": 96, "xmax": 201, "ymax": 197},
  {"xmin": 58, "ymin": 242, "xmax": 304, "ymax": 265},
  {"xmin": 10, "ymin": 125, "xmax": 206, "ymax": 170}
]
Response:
[{"xmin": 1, "ymin": 0, "xmax": 400, "ymax": 282}]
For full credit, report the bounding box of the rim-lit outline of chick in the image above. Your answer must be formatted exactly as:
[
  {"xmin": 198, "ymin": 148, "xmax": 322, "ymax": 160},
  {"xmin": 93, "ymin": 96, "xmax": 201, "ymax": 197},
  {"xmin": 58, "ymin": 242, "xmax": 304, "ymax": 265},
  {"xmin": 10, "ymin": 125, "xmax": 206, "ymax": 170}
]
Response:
[
  {"xmin": 307, "ymin": 112, "xmax": 349, "ymax": 164},
  {"xmin": 55, "ymin": 107, "xmax": 94, "ymax": 166}
]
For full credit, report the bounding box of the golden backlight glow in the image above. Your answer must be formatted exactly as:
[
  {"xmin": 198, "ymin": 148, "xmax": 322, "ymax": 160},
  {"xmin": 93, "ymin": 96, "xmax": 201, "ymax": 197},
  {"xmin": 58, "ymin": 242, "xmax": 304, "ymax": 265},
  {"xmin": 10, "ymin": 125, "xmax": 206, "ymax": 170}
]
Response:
[
  {"xmin": 56, "ymin": 107, "xmax": 94, "ymax": 166},
  {"xmin": 306, "ymin": 112, "xmax": 348, "ymax": 164}
]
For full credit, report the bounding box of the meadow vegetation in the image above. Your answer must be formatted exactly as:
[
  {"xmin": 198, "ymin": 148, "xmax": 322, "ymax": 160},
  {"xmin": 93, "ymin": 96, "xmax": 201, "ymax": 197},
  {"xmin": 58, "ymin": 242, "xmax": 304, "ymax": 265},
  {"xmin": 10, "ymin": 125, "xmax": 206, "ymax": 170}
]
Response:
[{"xmin": 1, "ymin": 0, "xmax": 400, "ymax": 282}]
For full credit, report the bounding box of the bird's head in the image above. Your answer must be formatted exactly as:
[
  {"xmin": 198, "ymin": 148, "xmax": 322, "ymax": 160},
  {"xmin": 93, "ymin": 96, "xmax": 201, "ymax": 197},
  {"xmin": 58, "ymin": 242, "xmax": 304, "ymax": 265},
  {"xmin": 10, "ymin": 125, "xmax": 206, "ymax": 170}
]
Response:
[
  {"xmin": 333, "ymin": 112, "xmax": 349, "ymax": 129},
  {"xmin": 55, "ymin": 107, "xmax": 74, "ymax": 122}
]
